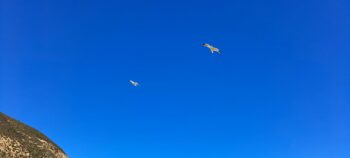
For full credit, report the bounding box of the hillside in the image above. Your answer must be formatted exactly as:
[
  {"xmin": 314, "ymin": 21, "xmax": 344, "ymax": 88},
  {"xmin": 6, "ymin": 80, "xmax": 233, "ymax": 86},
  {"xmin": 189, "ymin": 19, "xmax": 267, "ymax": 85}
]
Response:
[{"xmin": 0, "ymin": 112, "xmax": 68, "ymax": 158}]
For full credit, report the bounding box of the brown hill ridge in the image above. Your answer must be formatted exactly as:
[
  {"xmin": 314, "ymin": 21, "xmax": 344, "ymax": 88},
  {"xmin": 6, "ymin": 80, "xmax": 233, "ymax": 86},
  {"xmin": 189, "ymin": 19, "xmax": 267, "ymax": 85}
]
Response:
[{"xmin": 0, "ymin": 112, "xmax": 68, "ymax": 158}]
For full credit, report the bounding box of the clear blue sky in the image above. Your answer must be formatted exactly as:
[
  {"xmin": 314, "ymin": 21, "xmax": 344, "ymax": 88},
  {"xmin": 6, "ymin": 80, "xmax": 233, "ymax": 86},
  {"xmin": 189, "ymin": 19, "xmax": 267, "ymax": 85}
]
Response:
[{"xmin": 1, "ymin": 0, "xmax": 350, "ymax": 157}]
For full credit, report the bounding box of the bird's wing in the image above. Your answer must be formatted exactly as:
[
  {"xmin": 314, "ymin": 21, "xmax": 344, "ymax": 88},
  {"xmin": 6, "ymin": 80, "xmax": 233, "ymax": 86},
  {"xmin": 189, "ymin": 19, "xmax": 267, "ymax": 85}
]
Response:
[
  {"xmin": 206, "ymin": 44, "xmax": 214, "ymax": 48},
  {"xmin": 130, "ymin": 80, "xmax": 137, "ymax": 85}
]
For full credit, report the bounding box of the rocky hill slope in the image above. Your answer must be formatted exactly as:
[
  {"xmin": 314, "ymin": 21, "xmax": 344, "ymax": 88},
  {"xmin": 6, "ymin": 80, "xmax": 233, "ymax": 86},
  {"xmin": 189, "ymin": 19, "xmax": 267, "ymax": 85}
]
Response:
[{"xmin": 0, "ymin": 112, "xmax": 68, "ymax": 158}]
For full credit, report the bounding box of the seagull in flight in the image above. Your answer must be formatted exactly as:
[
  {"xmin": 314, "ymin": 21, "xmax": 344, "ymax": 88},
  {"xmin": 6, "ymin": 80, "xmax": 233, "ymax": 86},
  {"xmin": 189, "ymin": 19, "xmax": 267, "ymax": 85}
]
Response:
[
  {"xmin": 129, "ymin": 80, "xmax": 140, "ymax": 87},
  {"xmin": 202, "ymin": 43, "xmax": 221, "ymax": 54}
]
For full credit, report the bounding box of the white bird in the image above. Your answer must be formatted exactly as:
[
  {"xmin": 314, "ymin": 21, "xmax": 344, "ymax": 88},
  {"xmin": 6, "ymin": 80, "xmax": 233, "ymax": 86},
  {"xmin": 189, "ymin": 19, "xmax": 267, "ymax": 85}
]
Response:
[
  {"xmin": 129, "ymin": 80, "xmax": 139, "ymax": 87},
  {"xmin": 202, "ymin": 43, "xmax": 221, "ymax": 54}
]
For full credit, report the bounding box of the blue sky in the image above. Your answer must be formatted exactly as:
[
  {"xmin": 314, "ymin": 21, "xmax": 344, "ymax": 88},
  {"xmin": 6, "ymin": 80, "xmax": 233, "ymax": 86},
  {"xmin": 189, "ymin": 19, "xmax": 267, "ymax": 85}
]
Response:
[{"xmin": 1, "ymin": 0, "xmax": 350, "ymax": 157}]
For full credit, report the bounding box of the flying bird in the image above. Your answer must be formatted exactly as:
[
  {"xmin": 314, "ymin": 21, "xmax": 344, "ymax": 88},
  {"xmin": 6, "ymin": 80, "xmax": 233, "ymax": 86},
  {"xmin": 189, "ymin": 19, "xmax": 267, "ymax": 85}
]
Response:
[
  {"xmin": 129, "ymin": 80, "xmax": 139, "ymax": 87},
  {"xmin": 202, "ymin": 43, "xmax": 221, "ymax": 54}
]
